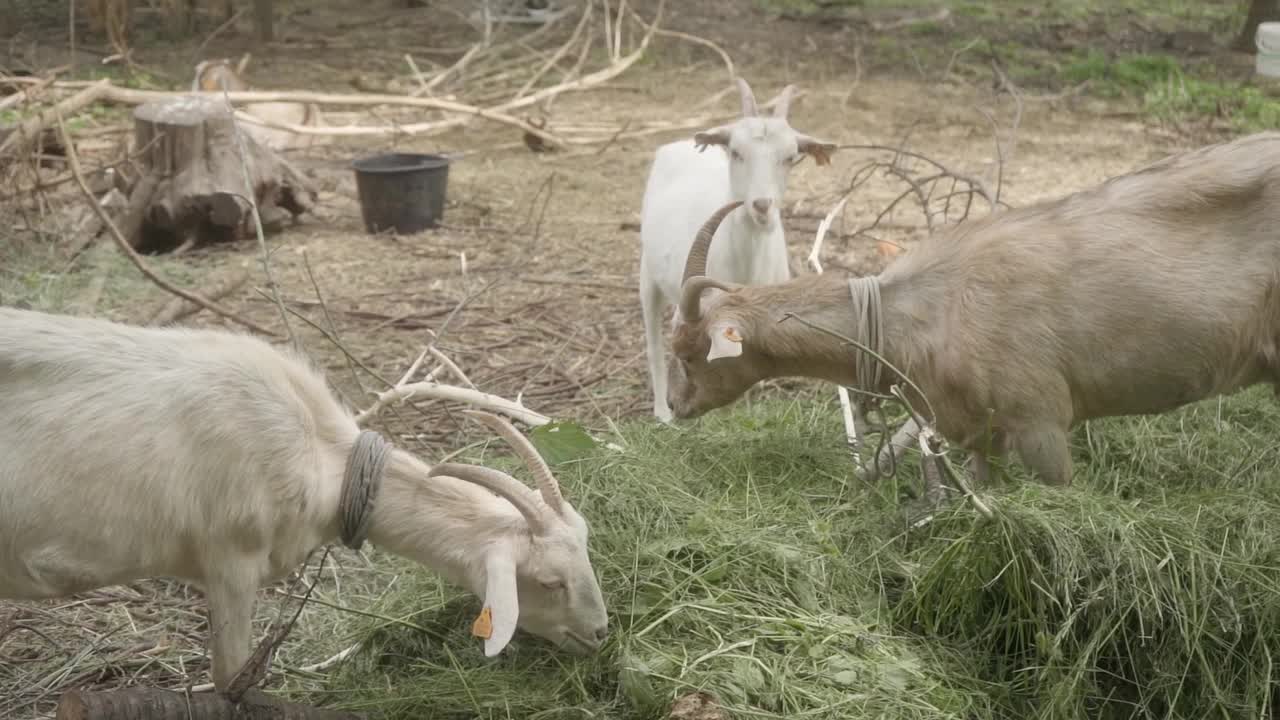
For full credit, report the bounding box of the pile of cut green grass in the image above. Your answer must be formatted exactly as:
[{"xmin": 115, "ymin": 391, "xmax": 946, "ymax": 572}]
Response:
[{"xmin": 294, "ymin": 387, "xmax": 1280, "ymax": 719}]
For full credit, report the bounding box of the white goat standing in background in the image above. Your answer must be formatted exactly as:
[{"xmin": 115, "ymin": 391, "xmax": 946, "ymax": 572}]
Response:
[
  {"xmin": 638, "ymin": 77, "xmax": 838, "ymax": 422},
  {"xmin": 0, "ymin": 307, "xmax": 609, "ymax": 692}
]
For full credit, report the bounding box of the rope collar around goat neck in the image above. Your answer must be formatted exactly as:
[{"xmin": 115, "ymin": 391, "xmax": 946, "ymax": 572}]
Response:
[
  {"xmin": 339, "ymin": 429, "xmax": 392, "ymax": 551},
  {"xmin": 847, "ymin": 276, "xmax": 884, "ymax": 395}
]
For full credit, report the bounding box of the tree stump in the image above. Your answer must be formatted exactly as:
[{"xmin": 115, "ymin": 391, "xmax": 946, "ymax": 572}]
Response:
[
  {"xmin": 128, "ymin": 95, "xmax": 315, "ymax": 254},
  {"xmin": 55, "ymin": 687, "xmax": 365, "ymax": 720}
]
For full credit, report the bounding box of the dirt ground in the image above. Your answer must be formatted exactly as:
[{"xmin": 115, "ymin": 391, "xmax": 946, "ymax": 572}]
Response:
[{"xmin": 0, "ymin": 0, "xmax": 1239, "ymax": 715}]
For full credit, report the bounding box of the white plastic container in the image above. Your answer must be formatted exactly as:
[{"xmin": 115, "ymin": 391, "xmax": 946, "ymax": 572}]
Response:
[{"xmin": 1259, "ymin": 21, "xmax": 1280, "ymax": 79}]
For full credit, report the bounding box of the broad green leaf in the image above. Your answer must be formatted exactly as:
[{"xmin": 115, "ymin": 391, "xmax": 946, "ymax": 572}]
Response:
[{"xmin": 527, "ymin": 421, "xmax": 598, "ymax": 465}]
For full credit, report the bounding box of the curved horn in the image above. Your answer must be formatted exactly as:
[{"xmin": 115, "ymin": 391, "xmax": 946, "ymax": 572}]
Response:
[
  {"xmin": 428, "ymin": 462, "xmax": 550, "ymax": 535},
  {"xmin": 773, "ymin": 84, "xmax": 796, "ymax": 119},
  {"xmin": 681, "ymin": 200, "xmax": 743, "ymax": 285},
  {"xmin": 737, "ymin": 77, "xmax": 758, "ymax": 117},
  {"xmin": 463, "ymin": 410, "xmax": 564, "ymax": 516},
  {"xmin": 678, "ymin": 276, "xmax": 744, "ymax": 325}
]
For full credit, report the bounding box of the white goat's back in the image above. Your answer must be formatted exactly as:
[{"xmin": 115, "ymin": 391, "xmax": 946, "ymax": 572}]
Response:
[{"xmin": 0, "ymin": 309, "xmax": 350, "ymax": 598}]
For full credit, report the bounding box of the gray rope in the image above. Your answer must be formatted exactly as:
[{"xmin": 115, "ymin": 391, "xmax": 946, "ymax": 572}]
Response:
[
  {"xmin": 848, "ymin": 275, "xmax": 897, "ymax": 479},
  {"xmin": 339, "ymin": 429, "xmax": 391, "ymax": 551},
  {"xmin": 847, "ymin": 276, "xmax": 884, "ymax": 394}
]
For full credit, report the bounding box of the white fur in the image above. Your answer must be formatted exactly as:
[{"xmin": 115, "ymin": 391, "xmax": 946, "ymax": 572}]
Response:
[
  {"xmin": 0, "ymin": 307, "xmax": 608, "ymax": 691},
  {"xmin": 638, "ymin": 77, "xmax": 836, "ymax": 421}
]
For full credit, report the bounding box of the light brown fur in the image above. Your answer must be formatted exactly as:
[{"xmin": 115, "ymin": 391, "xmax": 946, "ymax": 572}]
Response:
[{"xmin": 668, "ymin": 131, "xmax": 1280, "ymax": 487}]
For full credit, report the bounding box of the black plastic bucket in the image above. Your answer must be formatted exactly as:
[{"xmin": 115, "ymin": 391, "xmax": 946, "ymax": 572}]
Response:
[{"xmin": 351, "ymin": 152, "xmax": 450, "ymax": 235}]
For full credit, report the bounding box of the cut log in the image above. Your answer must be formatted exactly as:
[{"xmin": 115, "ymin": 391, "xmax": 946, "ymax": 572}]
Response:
[
  {"xmin": 55, "ymin": 687, "xmax": 365, "ymax": 720},
  {"xmin": 129, "ymin": 95, "xmax": 315, "ymax": 254}
]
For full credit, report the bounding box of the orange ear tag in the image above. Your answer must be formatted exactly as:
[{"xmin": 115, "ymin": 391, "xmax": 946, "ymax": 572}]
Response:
[
  {"xmin": 724, "ymin": 326, "xmax": 742, "ymax": 343},
  {"xmin": 472, "ymin": 606, "xmax": 494, "ymax": 639}
]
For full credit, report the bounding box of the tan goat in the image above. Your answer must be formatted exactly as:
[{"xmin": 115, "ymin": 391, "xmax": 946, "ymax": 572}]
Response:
[{"xmin": 665, "ymin": 131, "xmax": 1280, "ymax": 487}]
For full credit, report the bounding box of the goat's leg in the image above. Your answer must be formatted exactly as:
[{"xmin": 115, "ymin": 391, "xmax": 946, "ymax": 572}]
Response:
[
  {"xmin": 1010, "ymin": 424, "xmax": 1073, "ymax": 486},
  {"xmin": 640, "ymin": 281, "xmax": 672, "ymax": 422},
  {"xmin": 967, "ymin": 452, "xmax": 991, "ymax": 485},
  {"xmin": 204, "ymin": 567, "xmax": 259, "ymax": 691},
  {"xmin": 966, "ymin": 429, "xmax": 1008, "ymax": 486}
]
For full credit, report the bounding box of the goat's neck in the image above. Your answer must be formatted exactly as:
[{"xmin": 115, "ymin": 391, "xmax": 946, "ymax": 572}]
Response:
[
  {"xmin": 365, "ymin": 450, "xmax": 527, "ymax": 593},
  {"xmin": 748, "ymin": 274, "xmax": 931, "ymax": 394},
  {"xmin": 715, "ymin": 209, "xmax": 782, "ymax": 278}
]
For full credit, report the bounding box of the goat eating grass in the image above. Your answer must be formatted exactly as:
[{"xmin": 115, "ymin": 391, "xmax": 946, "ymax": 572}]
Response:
[
  {"xmin": 665, "ymin": 131, "xmax": 1280, "ymax": 489},
  {"xmin": 0, "ymin": 307, "xmax": 609, "ymax": 692}
]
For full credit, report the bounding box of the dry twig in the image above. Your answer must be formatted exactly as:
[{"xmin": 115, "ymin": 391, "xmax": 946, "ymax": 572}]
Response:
[{"xmin": 148, "ymin": 268, "xmax": 251, "ymax": 326}]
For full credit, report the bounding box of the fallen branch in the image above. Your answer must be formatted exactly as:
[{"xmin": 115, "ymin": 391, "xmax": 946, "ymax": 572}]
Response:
[
  {"xmin": 0, "ymin": 78, "xmax": 111, "ymax": 159},
  {"xmin": 625, "ymin": 5, "xmax": 734, "ymax": 81},
  {"xmin": 50, "ymin": 80, "xmax": 566, "ymax": 148},
  {"xmin": 511, "ymin": 2, "xmax": 594, "ymax": 101},
  {"xmin": 54, "ymin": 686, "xmax": 364, "ymax": 720},
  {"xmin": 57, "ymin": 116, "xmax": 279, "ymax": 339},
  {"xmin": 149, "ymin": 267, "xmax": 251, "ymax": 326},
  {"xmin": 26, "ymin": 1, "xmax": 664, "ymax": 151},
  {"xmin": 0, "ymin": 65, "xmax": 68, "ymax": 113},
  {"xmin": 229, "ymin": 0, "xmax": 663, "ymax": 144}
]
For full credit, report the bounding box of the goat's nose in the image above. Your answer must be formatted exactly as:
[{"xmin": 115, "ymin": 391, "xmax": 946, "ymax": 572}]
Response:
[
  {"xmin": 752, "ymin": 198, "xmax": 772, "ymax": 215},
  {"xmin": 594, "ymin": 626, "xmax": 609, "ymax": 643}
]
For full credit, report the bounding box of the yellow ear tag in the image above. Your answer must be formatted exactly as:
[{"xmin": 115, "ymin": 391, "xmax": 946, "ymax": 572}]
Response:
[
  {"xmin": 472, "ymin": 606, "xmax": 494, "ymax": 639},
  {"xmin": 723, "ymin": 326, "xmax": 742, "ymax": 343}
]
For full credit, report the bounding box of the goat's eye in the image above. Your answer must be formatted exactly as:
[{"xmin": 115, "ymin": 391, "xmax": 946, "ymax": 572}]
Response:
[
  {"xmin": 539, "ymin": 579, "xmax": 566, "ymax": 591},
  {"xmin": 730, "ymin": 150, "xmax": 742, "ymax": 162}
]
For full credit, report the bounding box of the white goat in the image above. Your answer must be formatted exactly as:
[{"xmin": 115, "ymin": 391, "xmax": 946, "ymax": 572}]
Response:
[
  {"xmin": 0, "ymin": 308, "xmax": 608, "ymax": 691},
  {"xmin": 638, "ymin": 77, "xmax": 837, "ymax": 422},
  {"xmin": 663, "ymin": 131, "xmax": 1280, "ymax": 487}
]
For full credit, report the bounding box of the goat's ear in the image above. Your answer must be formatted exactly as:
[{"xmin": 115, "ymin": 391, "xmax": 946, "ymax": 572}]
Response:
[
  {"xmin": 797, "ymin": 134, "xmax": 837, "ymax": 167},
  {"xmin": 476, "ymin": 547, "xmax": 520, "ymax": 657},
  {"xmin": 693, "ymin": 125, "xmax": 732, "ymax": 151},
  {"xmin": 706, "ymin": 320, "xmax": 745, "ymax": 362}
]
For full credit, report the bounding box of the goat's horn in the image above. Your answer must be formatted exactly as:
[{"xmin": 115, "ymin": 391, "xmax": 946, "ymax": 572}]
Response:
[
  {"xmin": 463, "ymin": 409, "xmax": 565, "ymax": 516},
  {"xmin": 428, "ymin": 462, "xmax": 550, "ymax": 534},
  {"xmin": 678, "ymin": 276, "xmax": 743, "ymax": 325},
  {"xmin": 737, "ymin": 77, "xmax": 758, "ymax": 117},
  {"xmin": 773, "ymin": 84, "xmax": 796, "ymax": 119},
  {"xmin": 681, "ymin": 200, "xmax": 743, "ymax": 286}
]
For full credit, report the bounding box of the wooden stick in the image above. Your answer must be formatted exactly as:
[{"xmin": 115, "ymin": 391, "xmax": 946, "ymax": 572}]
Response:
[
  {"xmin": 0, "ymin": 65, "xmax": 68, "ymax": 112},
  {"xmin": 149, "ymin": 267, "xmax": 251, "ymax": 326},
  {"xmin": 55, "ymin": 686, "xmax": 364, "ymax": 720},
  {"xmin": 57, "ymin": 116, "xmax": 279, "ymax": 339},
  {"xmin": 807, "ymin": 197, "xmax": 869, "ymax": 466},
  {"xmin": 73, "ymin": 82, "xmax": 565, "ymax": 148},
  {"xmin": 48, "ymin": 0, "xmax": 665, "ymax": 140},
  {"xmin": 0, "ymin": 78, "xmax": 110, "ymax": 158}
]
